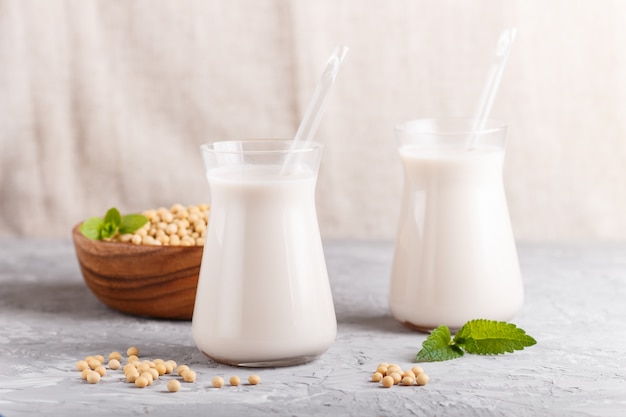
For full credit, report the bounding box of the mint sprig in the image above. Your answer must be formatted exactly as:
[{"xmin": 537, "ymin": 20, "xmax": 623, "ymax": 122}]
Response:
[
  {"xmin": 80, "ymin": 207, "xmax": 148, "ymax": 241},
  {"xmin": 416, "ymin": 319, "xmax": 536, "ymax": 362}
]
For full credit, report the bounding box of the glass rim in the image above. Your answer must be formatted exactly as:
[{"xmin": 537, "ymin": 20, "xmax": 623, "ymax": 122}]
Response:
[
  {"xmin": 395, "ymin": 117, "xmax": 507, "ymax": 136},
  {"xmin": 200, "ymin": 139, "xmax": 322, "ymax": 155}
]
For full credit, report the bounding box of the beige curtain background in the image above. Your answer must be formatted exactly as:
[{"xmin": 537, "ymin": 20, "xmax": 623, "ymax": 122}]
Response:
[{"xmin": 1, "ymin": 0, "xmax": 625, "ymax": 240}]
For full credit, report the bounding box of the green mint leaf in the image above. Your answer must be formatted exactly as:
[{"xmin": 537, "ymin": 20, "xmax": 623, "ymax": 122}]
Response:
[
  {"xmin": 80, "ymin": 217, "xmax": 104, "ymax": 240},
  {"xmin": 100, "ymin": 221, "xmax": 117, "ymax": 239},
  {"xmin": 100, "ymin": 207, "xmax": 123, "ymax": 239},
  {"xmin": 104, "ymin": 207, "xmax": 122, "ymax": 228},
  {"xmin": 119, "ymin": 214, "xmax": 148, "ymax": 235},
  {"xmin": 416, "ymin": 325, "xmax": 464, "ymax": 362},
  {"xmin": 79, "ymin": 207, "xmax": 146, "ymax": 241},
  {"xmin": 453, "ymin": 319, "xmax": 537, "ymax": 355}
]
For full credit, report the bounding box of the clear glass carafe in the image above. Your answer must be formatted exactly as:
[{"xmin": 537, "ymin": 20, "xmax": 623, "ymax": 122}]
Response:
[
  {"xmin": 192, "ymin": 140, "xmax": 336, "ymax": 366},
  {"xmin": 390, "ymin": 118, "xmax": 524, "ymax": 331}
]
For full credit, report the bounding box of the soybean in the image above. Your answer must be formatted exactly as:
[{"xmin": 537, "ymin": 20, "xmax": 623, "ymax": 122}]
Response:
[
  {"xmin": 135, "ymin": 376, "xmax": 149, "ymax": 388},
  {"xmin": 402, "ymin": 376, "xmax": 415, "ymax": 386},
  {"xmin": 212, "ymin": 376, "xmax": 224, "ymax": 388},
  {"xmin": 108, "ymin": 359, "xmax": 121, "ymax": 370},
  {"xmin": 167, "ymin": 379, "xmax": 181, "ymax": 392},
  {"xmin": 381, "ymin": 376, "xmax": 394, "ymax": 388},
  {"xmin": 86, "ymin": 371, "xmax": 101, "ymax": 384},
  {"xmin": 416, "ymin": 373, "xmax": 430, "ymax": 386},
  {"xmin": 411, "ymin": 366, "xmax": 424, "ymax": 376},
  {"xmin": 76, "ymin": 360, "xmax": 88, "ymax": 371},
  {"xmin": 81, "ymin": 368, "xmax": 92, "ymax": 380},
  {"xmin": 177, "ymin": 365, "xmax": 189, "ymax": 376},
  {"xmin": 94, "ymin": 366, "xmax": 107, "ymax": 377},
  {"xmin": 155, "ymin": 363, "xmax": 167, "ymax": 376},
  {"xmin": 126, "ymin": 347, "xmax": 139, "ymax": 357},
  {"xmin": 87, "ymin": 358, "xmax": 101, "ymax": 370},
  {"xmin": 181, "ymin": 370, "xmax": 196, "ymax": 383},
  {"xmin": 389, "ymin": 372, "xmax": 402, "ymax": 385}
]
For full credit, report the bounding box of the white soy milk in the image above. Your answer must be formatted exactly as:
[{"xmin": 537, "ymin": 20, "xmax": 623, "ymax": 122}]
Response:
[
  {"xmin": 192, "ymin": 166, "xmax": 336, "ymax": 366},
  {"xmin": 390, "ymin": 145, "xmax": 523, "ymax": 331}
]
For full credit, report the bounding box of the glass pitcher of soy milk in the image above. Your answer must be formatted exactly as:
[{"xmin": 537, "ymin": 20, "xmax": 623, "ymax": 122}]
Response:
[
  {"xmin": 193, "ymin": 140, "xmax": 336, "ymax": 367},
  {"xmin": 390, "ymin": 118, "xmax": 524, "ymax": 331}
]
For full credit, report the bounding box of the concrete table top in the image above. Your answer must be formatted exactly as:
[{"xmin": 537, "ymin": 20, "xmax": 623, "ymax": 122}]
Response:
[{"xmin": 1, "ymin": 239, "xmax": 625, "ymax": 416}]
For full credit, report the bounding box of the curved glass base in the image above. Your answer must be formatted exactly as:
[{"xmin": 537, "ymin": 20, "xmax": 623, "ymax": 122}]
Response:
[{"xmin": 202, "ymin": 351, "xmax": 320, "ymax": 368}]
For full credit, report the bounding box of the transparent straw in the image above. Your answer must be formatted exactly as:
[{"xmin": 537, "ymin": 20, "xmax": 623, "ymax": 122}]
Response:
[
  {"xmin": 281, "ymin": 44, "xmax": 349, "ymax": 174},
  {"xmin": 466, "ymin": 28, "xmax": 517, "ymax": 150}
]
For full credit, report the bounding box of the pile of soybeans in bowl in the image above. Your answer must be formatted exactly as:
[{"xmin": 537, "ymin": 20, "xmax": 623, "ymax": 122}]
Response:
[{"xmin": 113, "ymin": 203, "xmax": 209, "ymax": 247}]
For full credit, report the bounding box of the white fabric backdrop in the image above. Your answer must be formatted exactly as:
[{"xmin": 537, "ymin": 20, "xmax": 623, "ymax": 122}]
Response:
[{"xmin": 1, "ymin": 0, "xmax": 625, "ymax": 240}]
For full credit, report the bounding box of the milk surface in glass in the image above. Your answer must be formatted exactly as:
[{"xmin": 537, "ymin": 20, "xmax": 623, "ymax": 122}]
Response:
[
  {"xmin": 390, "ymin": 119, "xmax": 523, "ymax": 331},
  {"xmin": 193, "ymin": 141, "xmax": 336, "ymax": 367}
]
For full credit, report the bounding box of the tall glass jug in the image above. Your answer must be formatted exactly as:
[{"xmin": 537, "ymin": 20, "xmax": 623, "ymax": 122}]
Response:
[
  {"xmin": 193, "ymin": 140, "xmax": 336, "ymax": 367},
  {"xmin": 390, "ymin": 118, "xmax": 523, "ymax": 331}
]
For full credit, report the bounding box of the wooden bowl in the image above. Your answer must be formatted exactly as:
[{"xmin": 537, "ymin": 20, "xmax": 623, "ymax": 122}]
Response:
[{"xmin": 72, "ymin": 224, "xmax": 203, "ymax": 320}]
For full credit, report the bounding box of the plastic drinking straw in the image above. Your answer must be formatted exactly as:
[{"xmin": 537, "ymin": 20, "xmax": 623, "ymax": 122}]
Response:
[
  {"xmin": 466, "ymin": 28, "xmax": 517, "ymax": 150},
  {"xmin": 281, "ymin": 44, "xmax": 349, "ymax": 173}
]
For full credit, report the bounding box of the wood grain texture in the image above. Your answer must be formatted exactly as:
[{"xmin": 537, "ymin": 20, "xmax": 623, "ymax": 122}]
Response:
[{"xmin": 72, "ymin": 224, "xmax": 202, "ymax": 320}]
